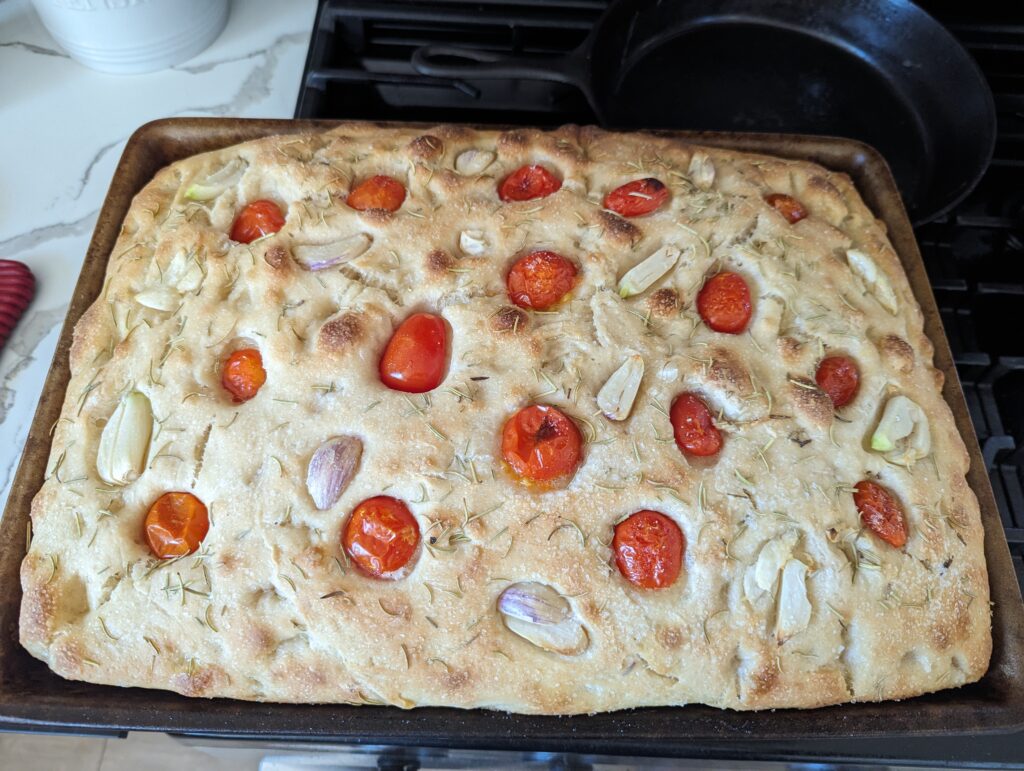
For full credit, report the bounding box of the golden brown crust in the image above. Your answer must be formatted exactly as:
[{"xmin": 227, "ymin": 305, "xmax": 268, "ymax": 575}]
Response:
[{"xmin": 20, "ymin": 123, "xmax": 990, "ymax": 714}]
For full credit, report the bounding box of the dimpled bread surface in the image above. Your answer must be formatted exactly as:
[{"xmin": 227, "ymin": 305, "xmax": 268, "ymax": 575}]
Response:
[{"xmin": 20, "ymin": 123, "xmax": 990, "ymax": 713}]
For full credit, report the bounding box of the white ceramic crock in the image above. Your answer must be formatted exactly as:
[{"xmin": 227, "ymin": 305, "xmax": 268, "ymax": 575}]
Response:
[{"xmin": 30, "ymin": 0, "xmax": 230, "ymax": 75}]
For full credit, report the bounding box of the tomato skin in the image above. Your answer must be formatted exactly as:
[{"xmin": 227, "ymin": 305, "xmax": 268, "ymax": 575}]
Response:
[
  {"xmin": 379, "ymin": 313, "xmax": 448, "ymax": 393},
  {"xmin": 144, "ymin": 492, "xmax": 209, "ymax": 559},
  {"xmin": 765, "ymin": 193, "xmax": 808, "ymax": 224},
  {"xmin": 670, "ymin": 393, "xmax": 722, "ymax": 458},
  {"xmin": 506, "ymin": 251, "xmax": 578, "ymax": 310},
  {"xmin": 230, "ymin": 200, "xmax": 286, "ymax": 244},
  {"xmin": 221, "ymin": 348, "xmax": 267, "ymax": 403},
  {"xmin": 346, "ymin": 175, "xmax": 406, "ymax": 212},
  {"xmin": 502, "ymin": 405, "xmax": 583, "ymax": 484},
  {"xmin": 603, "ymin": 178, "xmax": 670, "ymax": 217},
  {"xmin": 343, "ymin": 496, "xmax": 420, "ymax": 578},
  {"xmin": 854, "ymin": 480, "xmax": 908, "ymax": 548},
  {"xmin": 697, "ymin": 271, "xmax": 752, "ymax": 334},
  {"xmin": 816, "ymin": 355, "xmax": 860, "ymax": 407},
  {"xmin": 613, "ymin": 510, "xmax": 685, "ymax": 589},
  {"xmin": 498, "ymin": 165, "xmax": 562, "ymax": 202}
]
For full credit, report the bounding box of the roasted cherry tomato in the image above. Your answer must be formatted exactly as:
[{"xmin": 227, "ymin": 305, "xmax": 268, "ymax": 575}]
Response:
[
  {"xmin": 221, "ymin": 348, "xmax": 266, "ymax": 403},
  {"xmin": 230, "ymin": 200, "xmax": 286, "ymax": 244},
  {"xmin": 670, "ymin": 393, "xmax": 722, "ymax": 458},
  {"xmin": 696, "ymin": 271, "xmax": 752, "ymax": 334},
  {"xmin": 765, "ymin": 193, "xmax": 808, "ymax": 224},
  {"xmin": 343, "ymin": 496, "xmax": 420, "ymax": 578},
  {"xmin": 613, "ymin": 510, "xmax": 685, "ymax": 589},
  {"xmin": 144, "ymin": 492, "xmax": 209, "ymax": 559},
  {"xmin": 502, "ymin": 405, "xmax": 583, "ymax": 484},
  {"xmin": 854, "ymin": 480, "xmax": 908, "ymax": 548},
  {"xmin": 378, "ymin": 312, "xmax": 448, "ymax": 393},
  {"xmin": 346, "ymin": 175, "xmax": 406, "ymax": 212},
  {"xmin": 498, "ymin": 164, "xmax": 562, "ymax": 202},
  {"xmin": 506, "ymin": 250, "xmax": 578, "ymax": 311},
  {"xmin": 603, "ymin": 178, "xmax": 670, "ymax": 217},
  {"xmin": 816, "ymin": 355, "xmax": 860, "ymax": 408}
]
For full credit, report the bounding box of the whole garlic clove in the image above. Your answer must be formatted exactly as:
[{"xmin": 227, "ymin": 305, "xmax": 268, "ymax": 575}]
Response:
[
  {"xmin": 497, "ymin": 582, "xmax": 589, "ymax": 656},
  {"xmin": 846, "ymin": 249, "xmax": 898, "ymax": 315},
  {"xmin": 184, "ymin": 158, "xmax": 247, "ymax": 201},
  {"xmin": 776, "ymin": 559, "xmax": 812, "ymax": 643},
  {"xmin": 454, "ymin": 149, "xmax": 496, "ymax": 176},
  {"xmin": 294, "ymin": 234, "xmax": 372, "ymax": 271},
  {"xmin": 596, "ymin": 354, "xmax": 645, "ymax": 421},
  {"xmin": 96, "ymin": 391, "xmax": 153, "ymax": 486},
  {"xmin": 618, "ymin": 246, "xmax": 680, "ymax": 298},
  {"xmin": 459, "ymin": 229, "xmax": 488, "ymax": 257},
  {"xmin": 306, "ymin": 436, "xmax": 363, "ymax": 510},
  {"xmin": 688, "ymin": 151, "xmax": 715, "ymax": 190},
  {"xmin": 870, "ymin": 394, "xmax": 930, "ymax": 465}
]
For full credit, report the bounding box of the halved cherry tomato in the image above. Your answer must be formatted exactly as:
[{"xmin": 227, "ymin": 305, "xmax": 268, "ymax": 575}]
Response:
[
  {"xmin": 696, "ymin": 271, "xmax": 752, "ymax": 334},
  {"xmin": 221, "ymin": 348, "xmax": 266, "ymax": 403},
  {"xmin": 670, "ymin": 393, "xmax": 722, "ymax": 457},
  {"xmin": 144, "ymin": 492, "xmax": 209, "ymax": 559},
  {"xmin": 498, "ymin": 164, "xmax": 562, "ymax": 202},
  {"xmin": 603, "ymin": 178, "xmax": 670, "ymax": 217},
  {"xmin": 346, "ymin": 175, "xmax": 406, "ymax": 212},
  {"xmin": 854, "ymin": 480, "xmax": 907, "ymax": 548},
  {"xmin": 230, "ymin": 200, "xmax": 286, "ymax": 244},
  {"xmin": 506, "ymin": 251, "xmax": 578, "ymax": 310},
  {"xmin": 379, "ymin": 312, "xmax": 448, "ymax": 393},
  {"xmin": 343, "ymin": 496, "xmax": 420, "ymax": 578},
  {"xmin": 502, "ymin": 405, "xmax": 583, "ymax": 484},
  {"xmin": 613, "ymin": 510, "xmax": 685, "ymax": 589},
  {"xmin": 816, "ymin": 355, "xmax": 860, "ymax": 408},
  {"xmin": 765, "ymin": 193, "xmax": 808, "ymax": 224}
]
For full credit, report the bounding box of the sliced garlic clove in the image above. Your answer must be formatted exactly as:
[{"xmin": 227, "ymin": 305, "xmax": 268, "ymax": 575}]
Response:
[
  {"xmin": 618, "ymin": 246, "xmax": 680, "ymax": 298},
  {"xmin": 174, "ymin": 258, "xmax": 204, "ymax": 294},
  {"xmin": 688, "ymin": 151, "xmax": 715, "ymax": 190},
  {"xmin": 871, "ymin": 394, "xmax": 930, "ymax": 465},
  {"xmin": 776, "ymin": 559, "xmax": 812, "ymax": 643},
  {"xmin": 184, "ymin": 158, "xmax": 247, "ymax": 201},
  {"xmin": 454, "ymin": 149, "xmax": 496, "ymax": 176},
  {"xmin": 753, "ymin": 531, "xmax": 798, "ymax": 594},
  {"xmin": 306, "ymin": 435, "xmax": 363, "ymax": 510},
  {"xmin": 294, "ymin": 234, "xmax": 372, "ymax": 271},
  {"xmin": 96, "ymin": 391, "xmax": 153, "ymax": 486},
  {"xmin": 497, "ymin": 582, "xmax": 589, "ymax": 656},
  {"xmin": 459, "ymin": 229, "xmax": 488, "ymax": 257},
  {"xmin": 596, "ymin": 354, "xmax": 645, "ymax": 421},
  {"xmin": 135, "ymin": 287, "xmax": 180, "ymax": 312},
  {"xmin": 846, "ymin": 249, "xmax": 898, "ymax": 314}
]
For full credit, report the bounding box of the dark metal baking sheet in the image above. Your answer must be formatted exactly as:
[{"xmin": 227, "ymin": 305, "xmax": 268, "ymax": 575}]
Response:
[{"xmin": 1, "ymin": 118, "xmax": 1022, "ymax": 752}]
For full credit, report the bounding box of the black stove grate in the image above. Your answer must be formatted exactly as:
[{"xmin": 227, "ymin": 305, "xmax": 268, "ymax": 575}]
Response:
[{"xmin": 295, "ymin": 1, "xmax": 1024, "ymax": 575}]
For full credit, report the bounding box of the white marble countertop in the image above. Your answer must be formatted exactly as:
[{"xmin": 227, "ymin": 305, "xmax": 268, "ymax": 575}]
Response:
[{"xmin": 0, "ymin": 0, "xmax": 317, "ymax": 512}]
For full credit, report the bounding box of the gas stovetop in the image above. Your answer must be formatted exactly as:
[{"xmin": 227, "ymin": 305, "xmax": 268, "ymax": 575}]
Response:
[{"xmin": 291, "ymin": 1, "xmax": 1024, "ymax": 767}]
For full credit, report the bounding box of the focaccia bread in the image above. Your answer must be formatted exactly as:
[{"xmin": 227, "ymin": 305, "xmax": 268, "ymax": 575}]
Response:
[{"xmin": 20, "ymin": 123, "xmax": 991, "ymax": 713}]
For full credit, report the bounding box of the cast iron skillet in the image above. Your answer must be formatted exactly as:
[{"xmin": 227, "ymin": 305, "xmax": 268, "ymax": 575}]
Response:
[{"xmin": 412, "ymin": 0, "xmax": 996, "ymax": 224}]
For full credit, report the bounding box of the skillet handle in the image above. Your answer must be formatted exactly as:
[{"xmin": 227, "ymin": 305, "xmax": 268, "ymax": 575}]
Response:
[{"xmin": 412, "ymin": 45, "xmax": 583, "ymax": 86}]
